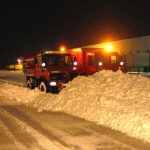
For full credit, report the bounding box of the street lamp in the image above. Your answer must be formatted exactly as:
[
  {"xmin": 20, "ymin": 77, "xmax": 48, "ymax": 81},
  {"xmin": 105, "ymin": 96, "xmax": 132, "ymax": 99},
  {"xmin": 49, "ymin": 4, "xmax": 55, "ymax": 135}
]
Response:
[{"xmin": 18, "ymin": 59, "xmax": 21, "ymax": 64}]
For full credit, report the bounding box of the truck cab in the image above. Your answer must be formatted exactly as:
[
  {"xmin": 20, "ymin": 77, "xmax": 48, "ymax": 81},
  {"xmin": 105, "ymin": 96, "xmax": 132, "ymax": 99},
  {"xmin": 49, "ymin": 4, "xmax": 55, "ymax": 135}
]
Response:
[{"xmin": 23, "ymin": 50, "xmax": 78, "ymax": 93}]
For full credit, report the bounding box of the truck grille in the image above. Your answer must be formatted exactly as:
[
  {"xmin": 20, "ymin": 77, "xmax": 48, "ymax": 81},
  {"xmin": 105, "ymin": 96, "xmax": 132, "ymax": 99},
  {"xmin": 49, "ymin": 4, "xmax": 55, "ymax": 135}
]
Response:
[{"xmin": 50, "ymin": 72, "xmax": 67, "ymax": 81}]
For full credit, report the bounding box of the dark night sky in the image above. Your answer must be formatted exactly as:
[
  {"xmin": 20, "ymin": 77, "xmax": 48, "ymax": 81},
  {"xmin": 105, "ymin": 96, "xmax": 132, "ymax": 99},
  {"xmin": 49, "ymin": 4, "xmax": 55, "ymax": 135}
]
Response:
[{"xmin": 0, "ymin": 0, "xmax": 150, "ymax": 65}]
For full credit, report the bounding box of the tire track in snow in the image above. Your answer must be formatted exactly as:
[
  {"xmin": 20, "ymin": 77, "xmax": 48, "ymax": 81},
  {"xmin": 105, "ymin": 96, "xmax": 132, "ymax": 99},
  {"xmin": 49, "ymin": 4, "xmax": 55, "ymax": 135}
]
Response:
[
  {"xmin": 0, "ymin": 105, "xmax": 70, "ymax": 150},
  {"xmin": 0, "ymin": 120, "xmax": 18, "ymax": 150},
  {"xmin": 1, "ymin": 105, "xmax": 80, "ymax": 150},
  {"xmin": 0, "ymin": 106, "xmax": 69, "ymax": 150},
  {"xmin": 0, "ymin": 108, "xmax": 31, "ymax": 150}
]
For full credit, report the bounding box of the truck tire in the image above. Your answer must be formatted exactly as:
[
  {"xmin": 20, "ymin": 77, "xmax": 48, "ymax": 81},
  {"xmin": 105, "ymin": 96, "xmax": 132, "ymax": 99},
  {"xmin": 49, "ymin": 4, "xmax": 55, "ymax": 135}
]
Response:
[
  {"xmin": 39, "ymin": 81, "xmax": 48, "ymax": 92},
  {"xmin": 26, "ymin": 79, "xmax": 34, "ymax": 89}
]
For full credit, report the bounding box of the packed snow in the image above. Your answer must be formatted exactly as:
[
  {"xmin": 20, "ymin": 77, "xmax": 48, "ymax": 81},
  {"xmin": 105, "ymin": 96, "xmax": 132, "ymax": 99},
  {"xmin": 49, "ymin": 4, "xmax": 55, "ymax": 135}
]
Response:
[{"xmin": 0, "ymin": 70, "xmax": 150, "ymax": 143}]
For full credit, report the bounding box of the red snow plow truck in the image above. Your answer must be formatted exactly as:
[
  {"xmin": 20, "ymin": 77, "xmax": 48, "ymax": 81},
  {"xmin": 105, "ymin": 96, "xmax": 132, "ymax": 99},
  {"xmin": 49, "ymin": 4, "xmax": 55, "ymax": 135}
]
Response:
[
  {"xmin": 23, "ymin": 50, "xmax": 78, "ymax": 93},
  {"xmin": 69, "ymin": 48, "xmax": 125, "ymax": 75}
]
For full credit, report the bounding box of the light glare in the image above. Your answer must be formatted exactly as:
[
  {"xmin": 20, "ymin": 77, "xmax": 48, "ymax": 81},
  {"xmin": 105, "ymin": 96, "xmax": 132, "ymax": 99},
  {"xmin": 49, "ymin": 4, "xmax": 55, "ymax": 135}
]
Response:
[
  {"xmin": 105, "ymin": 44, "xmax": 112, "ymax": 52},
  {"xmin": 42, "ymin": 63, "xmax": 46, "ymax": 67},
  {"xmin": 120, "ymin": 61, "xmax": 124, "ymax": 66},
  {"xmin": 98, "ymin": 62, "xmax": 103, "ymax": 66},
  {"xmin": 60, "ymin": 46, "xmax": 65, "ymax": 52},
  {"xmin": 18, "ymin": 59, "xmax": 21, "ymax": 64},
  {"xmin": 74, "ymin": 61, "xmax": 77, "ymax": 66},
  {"xmin": 73, "ymin": 67, "xmax": 77, "ymax": 70},
  {"xmin": 50, "ymin": 82, "xmax": 56, "ymax": 86}
]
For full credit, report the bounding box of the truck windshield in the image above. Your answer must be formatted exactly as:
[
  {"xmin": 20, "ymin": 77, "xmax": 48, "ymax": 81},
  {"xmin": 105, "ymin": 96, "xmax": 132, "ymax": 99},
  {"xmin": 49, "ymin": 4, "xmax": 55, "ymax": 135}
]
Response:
[{"xmin": 43, "ymin": 54, "xmax": 73, "ymax": 66}]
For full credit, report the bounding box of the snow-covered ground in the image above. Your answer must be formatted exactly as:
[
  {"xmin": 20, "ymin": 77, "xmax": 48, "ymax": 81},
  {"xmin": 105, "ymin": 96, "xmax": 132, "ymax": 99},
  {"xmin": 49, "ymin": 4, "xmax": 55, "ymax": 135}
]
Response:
[
  {"xmin": 0, "ymin": 70, "xmax": 26, "ymax": 86},
  {"xmin": 0, "ymin": 70, "xmax": 150, "ymax": 143},
  {"xmin": 0, "ymin": 105, "xmax": 69, "ymax": 150}
]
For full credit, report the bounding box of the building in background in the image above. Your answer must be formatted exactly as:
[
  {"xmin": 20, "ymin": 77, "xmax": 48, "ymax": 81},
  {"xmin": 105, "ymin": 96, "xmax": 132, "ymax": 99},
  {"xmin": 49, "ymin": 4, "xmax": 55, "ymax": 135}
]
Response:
[{"xmin": 7, "ymin": 57, "xmax": 23, "ymax": 70}]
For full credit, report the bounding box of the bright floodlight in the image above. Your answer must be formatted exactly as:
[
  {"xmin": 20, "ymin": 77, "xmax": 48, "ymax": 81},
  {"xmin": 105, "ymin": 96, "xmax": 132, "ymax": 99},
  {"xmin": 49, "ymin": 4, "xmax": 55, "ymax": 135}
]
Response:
[
  {"xmin": 105, "ymin": 44, "xmax": 112, "ymax": 52},
  {"xmin": 60, "ymin": 46, "xmax": 65, "ymax": 52}
]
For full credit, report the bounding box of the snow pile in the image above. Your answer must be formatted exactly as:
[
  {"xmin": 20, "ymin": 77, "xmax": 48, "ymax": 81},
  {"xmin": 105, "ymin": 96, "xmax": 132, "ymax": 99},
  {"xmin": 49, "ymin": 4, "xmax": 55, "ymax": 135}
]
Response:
[
  {"xmin": 0, "ymin": 83, "xmax": 41, "ymax": 105},
  {"xmin": 0, "ymin": 70, "xmax": 150, "ymax": 142}
]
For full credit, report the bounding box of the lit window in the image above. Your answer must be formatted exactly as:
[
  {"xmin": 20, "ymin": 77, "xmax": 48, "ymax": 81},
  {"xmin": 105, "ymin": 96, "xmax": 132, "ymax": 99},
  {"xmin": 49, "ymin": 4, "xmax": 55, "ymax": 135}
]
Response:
[{"xmin": 111, "ymin": 56, "xmax": 117, "ymax": 64}]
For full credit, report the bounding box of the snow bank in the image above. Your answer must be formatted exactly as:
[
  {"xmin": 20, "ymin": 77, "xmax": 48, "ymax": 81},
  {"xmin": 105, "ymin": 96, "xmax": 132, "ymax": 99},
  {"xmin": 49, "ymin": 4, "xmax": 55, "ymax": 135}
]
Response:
[{"xmin": 0, "ymin": 70, "xmax": 150, "ymax": 142}]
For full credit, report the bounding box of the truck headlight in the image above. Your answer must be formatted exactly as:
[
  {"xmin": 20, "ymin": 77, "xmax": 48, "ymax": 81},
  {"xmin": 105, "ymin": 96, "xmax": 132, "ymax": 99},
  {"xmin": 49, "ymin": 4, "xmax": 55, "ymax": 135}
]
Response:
[
  {"xmin": 98, "ymin": 62, "xmax": 103, "ymax": 66},
  {"xmin": 74, "ymin": 61, "xmax": 77, "ymax": 66},
  {"xmin": 73, "ymin": 67, "xmax": 77, "ymax": 70},
  {"xmin": 120, "ymin": 61, "xmax": 124, "ymax": 66},
  {"xmin": 50, "ymin": 81, "xmax": 56, "ymax": 86},
  {"xmin": 42, "ymin": 63, "xmax": 46, "ymax": 67}
]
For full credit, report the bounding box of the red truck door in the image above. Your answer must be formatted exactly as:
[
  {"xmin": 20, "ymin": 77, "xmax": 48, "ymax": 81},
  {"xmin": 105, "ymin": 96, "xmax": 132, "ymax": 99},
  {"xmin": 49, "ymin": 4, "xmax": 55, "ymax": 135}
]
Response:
[{"xmin": 85, "ymin": 51, "xmax": 97, "ymax": 75}]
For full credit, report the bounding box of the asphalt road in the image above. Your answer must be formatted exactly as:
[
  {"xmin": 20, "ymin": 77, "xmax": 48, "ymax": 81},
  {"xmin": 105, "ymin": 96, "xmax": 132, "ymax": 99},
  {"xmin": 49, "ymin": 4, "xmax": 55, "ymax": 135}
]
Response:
[{"xmin": 0, "ymin": 104, "xmax": 150, "ymax": 150}]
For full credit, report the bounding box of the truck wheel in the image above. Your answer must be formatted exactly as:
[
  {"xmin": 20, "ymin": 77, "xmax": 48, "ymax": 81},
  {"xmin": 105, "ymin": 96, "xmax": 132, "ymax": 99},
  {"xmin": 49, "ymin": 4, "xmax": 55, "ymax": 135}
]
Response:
[
  {"xmin": 39, "ymin": 82, "xmax": 48, "ymax": 92},
  {"xmin": 26, "ymin": 79, "xmax": 34, "ymax": 89}
]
